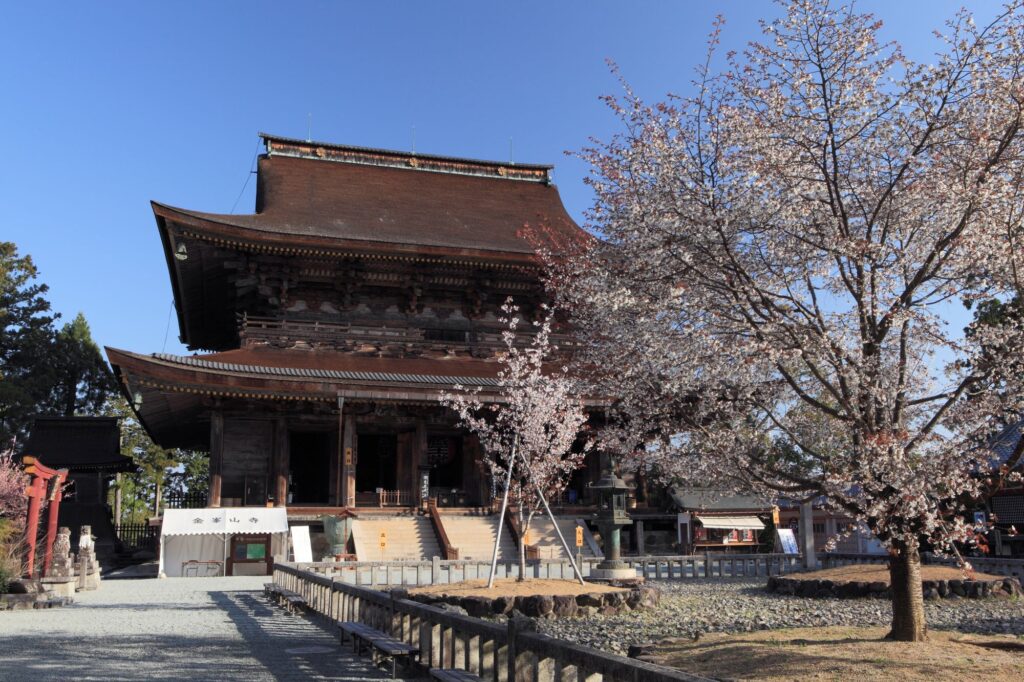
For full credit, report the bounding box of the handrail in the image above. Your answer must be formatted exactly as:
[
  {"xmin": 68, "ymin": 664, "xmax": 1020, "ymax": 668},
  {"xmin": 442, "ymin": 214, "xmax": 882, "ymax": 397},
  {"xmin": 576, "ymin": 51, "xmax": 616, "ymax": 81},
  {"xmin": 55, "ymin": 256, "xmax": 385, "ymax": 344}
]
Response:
[
  {"xmin": 273, "ymin": 561, "xmax": 712, "ymax": 682},
  {"xmin": 428, "ymin": 501, "xmax": 459, "ymax": 560}
]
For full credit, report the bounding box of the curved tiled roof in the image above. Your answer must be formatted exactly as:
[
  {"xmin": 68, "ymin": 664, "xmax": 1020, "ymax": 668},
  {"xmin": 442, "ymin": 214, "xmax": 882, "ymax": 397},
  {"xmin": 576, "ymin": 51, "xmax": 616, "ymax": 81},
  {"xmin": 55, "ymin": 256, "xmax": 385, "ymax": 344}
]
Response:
[{"xmin": 149, "ymin": 351, "xmax": 501, "ymax": 387}]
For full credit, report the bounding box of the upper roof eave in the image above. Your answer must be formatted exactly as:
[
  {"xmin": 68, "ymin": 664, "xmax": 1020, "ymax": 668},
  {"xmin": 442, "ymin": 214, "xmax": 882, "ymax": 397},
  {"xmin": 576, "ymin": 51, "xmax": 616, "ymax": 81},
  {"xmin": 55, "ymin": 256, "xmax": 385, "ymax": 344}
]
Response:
[{"xmin": 151, "ymin": 201, "xmax": 545, "ymax": 266}]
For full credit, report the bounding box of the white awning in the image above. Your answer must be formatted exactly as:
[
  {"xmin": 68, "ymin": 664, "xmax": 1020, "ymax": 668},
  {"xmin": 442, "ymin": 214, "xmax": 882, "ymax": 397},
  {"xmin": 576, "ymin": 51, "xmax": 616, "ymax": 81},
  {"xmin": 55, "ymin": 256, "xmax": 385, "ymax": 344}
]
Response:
[
  {"xmin": 695, "ymin": 514, "xmax": 765, "ymax": 530},
  {"xmin": 161, "ymin": 507, "xmax": 289, "ymax": 536}
]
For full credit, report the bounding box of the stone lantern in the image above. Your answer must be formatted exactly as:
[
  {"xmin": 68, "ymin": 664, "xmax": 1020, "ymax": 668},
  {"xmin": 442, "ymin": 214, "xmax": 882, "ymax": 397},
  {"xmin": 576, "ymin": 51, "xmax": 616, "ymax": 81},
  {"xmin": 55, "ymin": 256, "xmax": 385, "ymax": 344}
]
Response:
[{"xmin": 589, "ymin": 467, "xmax": 638, "ymax": 582}]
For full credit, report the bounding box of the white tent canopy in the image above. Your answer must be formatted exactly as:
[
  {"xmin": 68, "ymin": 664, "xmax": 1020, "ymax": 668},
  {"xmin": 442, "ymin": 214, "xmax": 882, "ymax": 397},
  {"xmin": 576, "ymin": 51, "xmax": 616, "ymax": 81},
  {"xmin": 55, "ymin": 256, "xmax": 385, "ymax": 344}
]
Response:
[
  {"xmin": 159, "ymin": 508, "xmax": 289, "ymax": 577},
  {"xmin": 694, "ymin": 515, "xmax": 765, "ymax": 530}
]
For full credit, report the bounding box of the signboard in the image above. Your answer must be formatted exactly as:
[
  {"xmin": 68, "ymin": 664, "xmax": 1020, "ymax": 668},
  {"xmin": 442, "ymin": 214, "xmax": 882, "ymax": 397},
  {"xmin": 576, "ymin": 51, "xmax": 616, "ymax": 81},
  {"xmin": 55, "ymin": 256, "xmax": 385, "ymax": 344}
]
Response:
[
  {"xmin": 677, "ymin": 512, "xmax": 690, "ymax": 545},
  {"xmin": 575, "ymin": 525, "xmax": 584, "ymax": 548},
  {"xmin": 291, "ymin": 525, "xmax": 313, "ymax": 563},
  {"xmin": 776, "ymin": 528, "xmax": 799, "ymax": 555},
  {"xmin": 379, "ymin": 530, "xmax": 387, "ymax": 549}
]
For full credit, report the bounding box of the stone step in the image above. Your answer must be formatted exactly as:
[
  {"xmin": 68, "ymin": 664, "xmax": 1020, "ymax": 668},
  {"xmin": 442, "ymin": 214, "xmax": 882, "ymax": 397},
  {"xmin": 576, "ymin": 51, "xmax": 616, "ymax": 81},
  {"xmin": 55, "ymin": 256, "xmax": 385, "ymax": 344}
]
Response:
[
  {"xmin": 351, "ymin": 516, "xmax": 441, "ymax": 561},
  {"xmin": 437, "ymin": 514, "xmax": 517, "ymax": 561},
  {"xmin": 524, "ymin": 516, "xmax": 600, "ymax": 559}
]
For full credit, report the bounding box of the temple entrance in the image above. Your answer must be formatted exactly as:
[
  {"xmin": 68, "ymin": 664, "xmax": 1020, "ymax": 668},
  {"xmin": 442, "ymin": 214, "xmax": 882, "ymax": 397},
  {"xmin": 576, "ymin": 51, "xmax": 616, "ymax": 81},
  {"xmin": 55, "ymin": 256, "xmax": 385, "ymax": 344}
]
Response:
[
  {"xmin": 356, "ymin": 434, "xmax": 398, "ymax": 495},
  {"xmin": 289, "ymin": 431, "xmax": 331, "ymax": 504},
  {"xmin": 427, "ymin": 435, "xmax": 470, "ymax": 506}
]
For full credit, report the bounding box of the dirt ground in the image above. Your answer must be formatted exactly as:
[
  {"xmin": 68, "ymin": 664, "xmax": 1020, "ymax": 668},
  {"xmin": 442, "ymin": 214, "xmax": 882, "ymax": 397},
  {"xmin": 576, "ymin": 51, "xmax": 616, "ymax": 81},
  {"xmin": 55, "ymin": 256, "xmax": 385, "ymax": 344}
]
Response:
[
  {"xmin": 646, "ymin": 627, "xmax": 1024, "ymax": 681},
  {"xmin": 410, "ymin": 578, "xmax": 625, "ymax": 598},
  {"xmin": 786, "ymin": 564, "xmax": 1006, "ymax": 584}
]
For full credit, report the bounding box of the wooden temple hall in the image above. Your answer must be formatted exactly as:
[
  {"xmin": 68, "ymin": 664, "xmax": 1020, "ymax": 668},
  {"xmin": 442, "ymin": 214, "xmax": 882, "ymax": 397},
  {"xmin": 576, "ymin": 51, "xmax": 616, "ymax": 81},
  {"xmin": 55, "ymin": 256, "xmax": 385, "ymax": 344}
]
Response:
[{"xmin": 107, "ymin": 133, "xmax": 607, "ymax": 563}]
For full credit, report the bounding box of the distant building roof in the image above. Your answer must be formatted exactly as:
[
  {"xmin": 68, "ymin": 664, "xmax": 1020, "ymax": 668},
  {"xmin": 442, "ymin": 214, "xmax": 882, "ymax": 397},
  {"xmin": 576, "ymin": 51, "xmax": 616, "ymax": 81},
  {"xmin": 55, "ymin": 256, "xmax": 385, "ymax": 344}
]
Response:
[
  {"xmin": 990, "ymin": 419, "xmax": 1024, "ymax": 469},
  {"xmin": 23, "ymin": 417, "xmax": 134, "ymax": 473},
  {"xmin": 670, "ymin": 488, "xmax": 772, "ymax": 513}
]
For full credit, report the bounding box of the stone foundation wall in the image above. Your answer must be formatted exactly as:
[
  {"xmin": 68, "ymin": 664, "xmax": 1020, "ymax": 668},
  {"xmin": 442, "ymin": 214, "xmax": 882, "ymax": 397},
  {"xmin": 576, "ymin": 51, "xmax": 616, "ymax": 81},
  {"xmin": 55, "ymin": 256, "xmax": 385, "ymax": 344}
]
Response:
[
  {"xmin": 766, "ymin": 575, "xmax": 1022, "ymax": 600},
  {"xmin": 409, "ymin": 585, "xmax": 659, "ymax": 619}
]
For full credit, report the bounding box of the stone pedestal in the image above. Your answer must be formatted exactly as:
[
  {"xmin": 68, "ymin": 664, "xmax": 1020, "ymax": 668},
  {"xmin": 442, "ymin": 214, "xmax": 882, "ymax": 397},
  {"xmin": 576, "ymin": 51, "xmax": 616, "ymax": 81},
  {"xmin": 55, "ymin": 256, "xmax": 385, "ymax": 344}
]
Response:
[
  {"xmin": 589, "ymin": 565, "xmax": 640, "ymax": 582},
  {"xmin": 40, "ymin": 576, "xmax": 77, "ymax": 599},
  {"xmin": 76, "ymin": 525, "xmax": 101, "ymax": 591}
]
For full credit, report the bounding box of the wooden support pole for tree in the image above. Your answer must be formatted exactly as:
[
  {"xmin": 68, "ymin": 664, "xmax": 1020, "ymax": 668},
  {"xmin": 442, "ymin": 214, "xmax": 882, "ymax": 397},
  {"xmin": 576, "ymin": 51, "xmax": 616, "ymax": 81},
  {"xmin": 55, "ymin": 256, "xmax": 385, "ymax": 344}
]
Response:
[
  {"xmin": 487, "ymin": 437, "xmax": 517, "ymax": 589},
  {"xmin": 516, "ymin": 447, "xmax": 585, "ymax": 586}
]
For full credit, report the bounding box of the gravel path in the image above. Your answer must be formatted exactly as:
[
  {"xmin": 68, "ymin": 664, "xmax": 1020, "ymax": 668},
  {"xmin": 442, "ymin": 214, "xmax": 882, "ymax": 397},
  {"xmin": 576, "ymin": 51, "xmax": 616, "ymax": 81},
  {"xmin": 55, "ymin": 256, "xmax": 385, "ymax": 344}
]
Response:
[
  {"xmin": 0, "ymin": 577, "xmax": 397, "ymax": 681},
  {"xmin": 538, "ymin": 579, "xmax": 1024, "ymax": 654}
]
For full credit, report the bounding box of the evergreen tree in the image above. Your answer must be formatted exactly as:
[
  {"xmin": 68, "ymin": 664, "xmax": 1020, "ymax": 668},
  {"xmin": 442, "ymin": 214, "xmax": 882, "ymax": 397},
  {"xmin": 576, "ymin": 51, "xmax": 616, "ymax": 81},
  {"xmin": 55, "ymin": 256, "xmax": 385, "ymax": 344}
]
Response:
[
  {"xmin": 0, "ymin": 242, "xmax": 57, "ymax": 446},
  {"xmin": 42, "ymin": 312, "xmax": 114, "ymax": 416}
]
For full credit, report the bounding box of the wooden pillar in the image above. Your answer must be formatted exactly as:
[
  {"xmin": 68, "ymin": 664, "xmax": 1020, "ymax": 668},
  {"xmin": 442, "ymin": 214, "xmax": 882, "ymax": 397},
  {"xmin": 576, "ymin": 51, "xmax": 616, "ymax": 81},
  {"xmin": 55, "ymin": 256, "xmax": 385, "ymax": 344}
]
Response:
[
  {"xmin": 274, "ymin": 417, "xmax": 289, "ymax": 507},
  {"xmin": 113, "ymin": 472, "xmax": 122, "ymax": 525},
  {"xmin": 332, "ymin": 396, "xmax": 344, "ymax": 506},
  {"xmin": 43, "ymin": 477, "xmax": 65, "ymax": 577},
  {"xmin": 342, "ymin": 414, "xmax": 356, "ymax": 507},
  {"xmin": 23, "ymin": 475, "xmax": 45, "ymax": 577},
  {"xmin": 209, "ymin": 411, "xmax": 224, "ymax": 508},
  {"xmin": 635, "ymin": 519, "xmax": 645, "ymax": 555},
  {"xmin": 414, "ymin": 419, "xmax": 428, "ymax": 506},
  {"xmin": 799, "ymin": 500, "xmax": 818, "ymax": 569}
]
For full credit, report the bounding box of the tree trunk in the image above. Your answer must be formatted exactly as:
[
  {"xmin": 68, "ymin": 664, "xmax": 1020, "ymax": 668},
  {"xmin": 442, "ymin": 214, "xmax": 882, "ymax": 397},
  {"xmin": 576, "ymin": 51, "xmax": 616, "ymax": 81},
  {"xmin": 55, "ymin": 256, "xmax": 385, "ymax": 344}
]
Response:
[
  {"xmin": 887, "ymin": 539, "xmax": 928, "ymax": 641},
  {"xmin": 518, "ymin": 512, "xmax": 533, "ymax": 582}
]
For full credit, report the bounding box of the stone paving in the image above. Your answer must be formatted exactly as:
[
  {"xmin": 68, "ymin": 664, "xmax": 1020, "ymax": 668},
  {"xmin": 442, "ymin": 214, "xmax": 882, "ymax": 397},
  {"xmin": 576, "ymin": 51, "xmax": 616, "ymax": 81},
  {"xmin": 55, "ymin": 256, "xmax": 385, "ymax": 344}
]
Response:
[{"xmin": 0, "ymin": 576, "xmax": 399, "ymax": 681}]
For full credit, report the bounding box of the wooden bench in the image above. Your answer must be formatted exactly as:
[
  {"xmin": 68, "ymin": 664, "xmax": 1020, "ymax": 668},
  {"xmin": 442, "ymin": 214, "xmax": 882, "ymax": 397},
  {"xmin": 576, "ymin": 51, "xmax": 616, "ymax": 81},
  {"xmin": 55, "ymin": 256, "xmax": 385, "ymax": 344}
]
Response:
[
  {"xmin": 338, "ymin": 621, "xmax": 420, "ymax": 679},
  {"xmin": 263, "ymin": 583, "xmax": 306, "ymax": 614},
  {"xmin": 430, "ymin": 669, "xmax": 484, "ymax": 682}
]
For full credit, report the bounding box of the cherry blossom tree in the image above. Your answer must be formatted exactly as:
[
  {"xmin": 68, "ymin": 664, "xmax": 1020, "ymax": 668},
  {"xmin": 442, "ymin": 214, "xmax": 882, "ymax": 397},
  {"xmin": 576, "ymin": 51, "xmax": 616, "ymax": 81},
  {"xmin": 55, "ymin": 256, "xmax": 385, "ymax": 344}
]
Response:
[
  {"xmin": 0, "ymin": 452, "xmax": 27, "ymax": 591},
  {"xmin": 554, "ymin": 1, "xmax": 1024, "ymax": 641},
  {"xmin": 440, "ymin": 300, "xmax": 591, "ymax": 583}
]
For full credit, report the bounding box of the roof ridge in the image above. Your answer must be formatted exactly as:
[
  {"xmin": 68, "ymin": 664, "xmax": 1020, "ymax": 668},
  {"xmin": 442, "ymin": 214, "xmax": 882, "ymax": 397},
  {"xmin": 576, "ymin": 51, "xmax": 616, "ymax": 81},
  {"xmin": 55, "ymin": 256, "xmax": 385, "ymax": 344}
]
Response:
[{"xmin": 259, "ymin": 132, "xmax": 553, "ymax": 183}]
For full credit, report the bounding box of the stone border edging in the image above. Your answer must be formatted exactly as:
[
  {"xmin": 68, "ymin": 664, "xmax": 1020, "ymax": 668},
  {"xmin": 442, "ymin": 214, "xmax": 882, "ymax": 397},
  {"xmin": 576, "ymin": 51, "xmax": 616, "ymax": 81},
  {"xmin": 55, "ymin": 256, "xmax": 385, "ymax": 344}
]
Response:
[
  {"xmin": 409, "ymin": 585, "xmax": 660, "ymax": 618},
  {"xmin": 766, "ymin": 574, "xmax": 1023, "ymax": 600}
]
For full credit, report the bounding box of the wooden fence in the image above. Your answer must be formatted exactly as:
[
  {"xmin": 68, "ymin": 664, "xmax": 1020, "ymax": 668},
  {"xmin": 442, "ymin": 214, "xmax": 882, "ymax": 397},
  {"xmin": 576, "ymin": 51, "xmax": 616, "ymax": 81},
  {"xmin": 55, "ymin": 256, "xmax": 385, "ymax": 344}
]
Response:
[
  {"xmin": 273, "ymin": 562, "xmax": 712, "ymax": 682},
  {"xmin": 114, "ymin": 523, "xmax": 159, "ymax": 553},
  {"xmin": 822, "ymin": 552, "xmax": 1024, "ymax": 581},
  {"xmin": 290, "ymin": 553, "xmax": 805, "ymax": 588}
]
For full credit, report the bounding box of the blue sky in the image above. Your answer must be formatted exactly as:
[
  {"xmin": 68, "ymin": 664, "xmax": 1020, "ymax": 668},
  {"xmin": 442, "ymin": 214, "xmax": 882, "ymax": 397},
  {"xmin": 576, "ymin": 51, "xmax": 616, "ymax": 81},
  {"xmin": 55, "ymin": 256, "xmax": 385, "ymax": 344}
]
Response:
[{"xmin": 0, "ymin": 1, "xmax": 997, "ymax": 357}]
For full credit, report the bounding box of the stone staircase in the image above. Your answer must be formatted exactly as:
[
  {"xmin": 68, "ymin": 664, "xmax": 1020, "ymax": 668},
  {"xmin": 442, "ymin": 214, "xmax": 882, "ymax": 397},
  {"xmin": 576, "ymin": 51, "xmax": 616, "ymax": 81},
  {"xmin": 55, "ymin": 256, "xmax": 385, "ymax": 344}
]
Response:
[
  {"xmin": 350, "ymin": 515, "xmax": 442, "ymax": 561},
  {"xmin": 525, "ymin": 516, "xmax": 600, "ymax": 559},
  {"xmin": 437, "ymin": 512, "xmax": 518, "ymax": 561}
]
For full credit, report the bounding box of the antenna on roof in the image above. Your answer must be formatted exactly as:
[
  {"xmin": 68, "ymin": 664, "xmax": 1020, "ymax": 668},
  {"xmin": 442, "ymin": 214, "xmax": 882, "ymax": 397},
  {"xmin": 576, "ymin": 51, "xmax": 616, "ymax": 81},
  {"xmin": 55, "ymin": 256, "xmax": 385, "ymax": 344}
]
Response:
[
  {"xmin": 509, "ymin": 137, "xmax": 514, "ymax": 165},
  {"xmin": 412, "ymin": 125, "xmax": 416, "ymax": 154},
  {"xmin": 307, "ymin": 113, "xmax": 312, "ymax": 143}
]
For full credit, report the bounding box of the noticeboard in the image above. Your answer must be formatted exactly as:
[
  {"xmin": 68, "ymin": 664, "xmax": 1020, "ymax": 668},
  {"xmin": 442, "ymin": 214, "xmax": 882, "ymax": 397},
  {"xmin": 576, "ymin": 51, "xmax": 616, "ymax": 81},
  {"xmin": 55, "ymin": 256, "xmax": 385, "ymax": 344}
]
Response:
[{"xmin": 776, "ymin": 528, "xmax": 799, "ymax": 554}]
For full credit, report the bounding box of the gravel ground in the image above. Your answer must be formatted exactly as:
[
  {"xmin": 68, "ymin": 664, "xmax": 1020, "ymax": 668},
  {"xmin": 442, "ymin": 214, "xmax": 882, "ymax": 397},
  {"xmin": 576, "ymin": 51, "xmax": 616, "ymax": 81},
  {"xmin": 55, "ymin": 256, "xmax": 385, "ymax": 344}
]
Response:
[
  {"xmin": 537, "ymin": 579, "xmax": 1024, "ymax": 655},
  {"xmin": 0, "ymin": 577, "xmax": 395, "ymax": 681}
]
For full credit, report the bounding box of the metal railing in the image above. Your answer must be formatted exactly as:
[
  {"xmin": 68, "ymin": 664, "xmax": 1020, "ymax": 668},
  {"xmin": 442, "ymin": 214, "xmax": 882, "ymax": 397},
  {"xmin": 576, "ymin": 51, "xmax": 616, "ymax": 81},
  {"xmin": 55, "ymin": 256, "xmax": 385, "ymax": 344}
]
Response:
[
  {"xmin": 272, "ymin": 562, "xmax": 711, "ymax": 682},
  {"xmin": 378, "ymin": 490, "xmax": 410, "ymax": 507},
  {"xmin": 290, "ymin": 553, "xmax": 805, "ymax": 587}
]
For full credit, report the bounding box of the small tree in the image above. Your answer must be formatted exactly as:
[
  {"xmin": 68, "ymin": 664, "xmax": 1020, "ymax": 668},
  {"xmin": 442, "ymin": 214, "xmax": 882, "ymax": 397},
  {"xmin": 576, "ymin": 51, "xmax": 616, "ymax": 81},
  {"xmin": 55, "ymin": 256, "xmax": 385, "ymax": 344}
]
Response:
[
  {"xmin": 441, "ymin": 301, "xmax": 591, "ymax": 582},
  {"xmin": 557, "ymin": 1, "xmax": 1024, "ymax": 641}
]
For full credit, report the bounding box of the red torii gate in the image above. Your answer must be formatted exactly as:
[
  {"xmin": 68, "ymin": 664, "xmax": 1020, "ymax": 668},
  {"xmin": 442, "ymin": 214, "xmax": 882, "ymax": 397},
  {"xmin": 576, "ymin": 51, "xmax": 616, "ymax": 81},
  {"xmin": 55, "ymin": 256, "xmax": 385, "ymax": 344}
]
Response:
[{"xmin": 21, "ymin": 456, "xmax": 68, "ymax": 578}]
